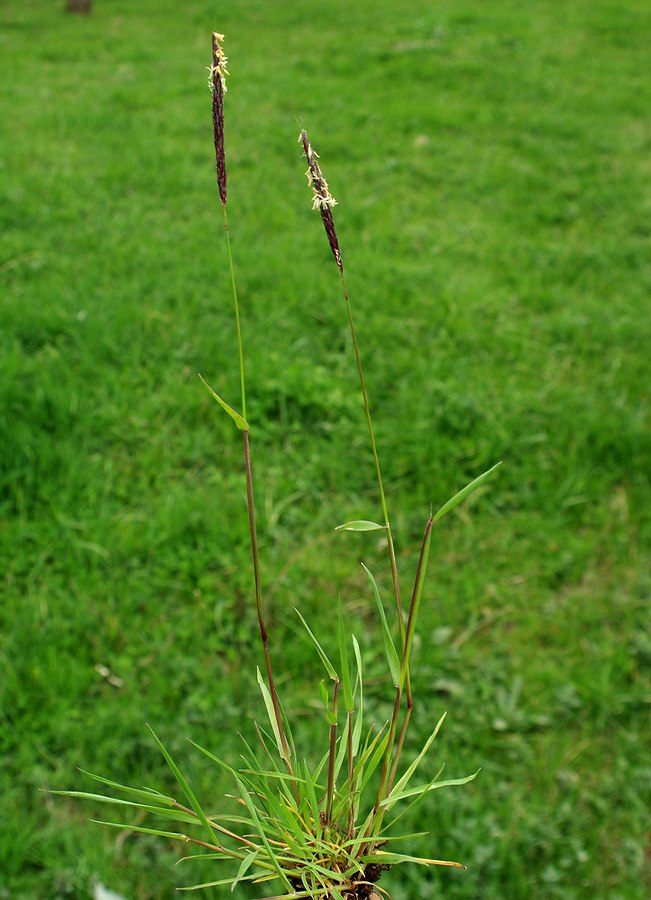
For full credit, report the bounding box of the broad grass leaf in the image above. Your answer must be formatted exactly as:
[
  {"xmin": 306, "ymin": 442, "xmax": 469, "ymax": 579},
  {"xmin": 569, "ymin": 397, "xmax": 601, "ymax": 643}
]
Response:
[
  {"xmin": 335, "ymin": 520, "xmax": 385, "ymax": 532},
  {"xmin": 432, "ymin": 461, "xmax": 501, "ymax": 523}
]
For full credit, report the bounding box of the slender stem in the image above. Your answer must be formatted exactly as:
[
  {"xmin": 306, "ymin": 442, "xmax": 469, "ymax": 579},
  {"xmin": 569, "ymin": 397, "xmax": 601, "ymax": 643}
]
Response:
[
  {"xmin": 243, "ymin": 430, "xmax": 293, "ymax": 775},
  {"xmin": 325, "ymin": 679, "xmax": 340, "ymax": 826},
  {"xmin": 398, "ymin": 516, "xmax": 434, "ymax": 691},
  {"xmin": 372, "ymin": 687, "xmax": 402, "ymax": 819},
  {"xmin": 339, "ymin": 273, "xmax": 387, "ymax": 525},
  {"xmin": 337, "ymin": 266, "xmax": 420, "ymax": 852},
  {"xmin": 220, "ymin": 203, "xmax": 293, "ymax": 779},
  {"xmin": 223, "ymin": 205, "xmax": 246, "ymax": 420},
  {"xmin": 387, "ymin": 699, "xmax": 412, "ymax": 796},
  {"xmin": 339, "ymin": 270, "xmax": 411, "ymax": 705}
]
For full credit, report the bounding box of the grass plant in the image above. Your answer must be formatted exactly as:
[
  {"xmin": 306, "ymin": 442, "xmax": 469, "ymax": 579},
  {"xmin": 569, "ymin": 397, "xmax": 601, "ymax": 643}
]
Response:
[
  {"xmin": 2, "ymin": 1, "xmax": 650, "ymax": 897},
  {"xmin": 52, "ymin": 32, "xmax": 502, "ymax": 899}
]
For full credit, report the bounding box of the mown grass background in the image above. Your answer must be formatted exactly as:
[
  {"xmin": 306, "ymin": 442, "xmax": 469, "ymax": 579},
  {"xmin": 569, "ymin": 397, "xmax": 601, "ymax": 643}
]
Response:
[{"xmin": 1, "ymin": 0, "xmax": 650, "ymax": 897}]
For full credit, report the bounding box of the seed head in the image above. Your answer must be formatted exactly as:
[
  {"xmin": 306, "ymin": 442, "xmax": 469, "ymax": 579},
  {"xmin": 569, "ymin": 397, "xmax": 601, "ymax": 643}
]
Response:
[
  {"xmin": 300, "ymin": 129, "xmax": 337, "ymax": 211},
  {"xmin": 210, "ymin": 32, "xmax": 229, "ymax": 207},
  {"xmin": 300, "ymin": 130, "xmax": 343, "ymax": 272}
]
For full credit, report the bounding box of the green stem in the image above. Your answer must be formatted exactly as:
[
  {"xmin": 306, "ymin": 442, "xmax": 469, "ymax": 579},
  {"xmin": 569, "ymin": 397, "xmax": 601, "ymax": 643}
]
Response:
[
  {"xmin": 223, "ymin": 205, "xmax": 247, "ymax": 420},
  {"xmin": 243, "ymin": 430, "xmax": 293, "ymax": 774},
  {"xmin": 339, "ymin": 272, "xmax": 388, "ymax": 525},
  {"xmin": 339, "ymin": 271, "xmax": 411, "ymax": 704},
  {"xmin": 220, "ymin": 203, "xmax": 294, "ymax": 782}
]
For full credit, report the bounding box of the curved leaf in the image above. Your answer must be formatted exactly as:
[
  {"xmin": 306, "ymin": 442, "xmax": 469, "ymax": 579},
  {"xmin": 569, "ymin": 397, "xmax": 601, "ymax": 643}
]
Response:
[
  {"xmin": 335, "ymin": 520, "xmax": 385, "ymax": 532},
  {"xmin": 198, "ymin": 374, "xmax": 249, "ymax": 431},
  {"xmin": 432, "ymin": 462, "xmax": 501, "ymax": 523}
]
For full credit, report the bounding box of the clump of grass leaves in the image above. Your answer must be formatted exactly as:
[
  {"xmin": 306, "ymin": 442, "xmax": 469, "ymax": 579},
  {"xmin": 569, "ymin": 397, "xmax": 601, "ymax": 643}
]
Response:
[{"xmin": 53, "ymin": 32, "xmax": 501, "ymax": 899}]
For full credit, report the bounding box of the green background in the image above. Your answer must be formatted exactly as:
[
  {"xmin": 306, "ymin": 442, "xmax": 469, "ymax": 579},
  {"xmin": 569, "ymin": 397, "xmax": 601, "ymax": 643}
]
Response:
[{"xmin": 1, "ymin": 0, "xmax": 650, "ymax": 897}]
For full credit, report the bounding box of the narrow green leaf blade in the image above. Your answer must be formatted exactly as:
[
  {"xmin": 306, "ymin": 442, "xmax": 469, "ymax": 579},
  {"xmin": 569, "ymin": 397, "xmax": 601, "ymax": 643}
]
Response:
[
  {"xmin": 147, "ymin": 725, "xmax": 219, "ymax": 848},
  {"xmin": 362, "ymin": 850, "xmax": 464, "ymax": 868},
  {"xmin": 180, "ymin": 871, "xmax": 262, "ymax": 892},
  {"xmin": 335, "ymin": 520, "xmax": 386, "ymax": 532},
  {"xmin": 198, "ymin": 374, "xmax": 249, "ymax": 431},
  {"xmin": 294, "ymin": 608, "xmax": 337, "ymax": 681},
  {"xmin": 400, "ymin": 516, "xmax": 433, "ymax": 688},
  {"xmin": 338, "ymin": 598, "xmax": 353, "ymax": 712},
  {"xmin": 90, "ymin": 819, "xmax": 215, "ymax": 845},
  {"xmin": 231, "ymin": 771, "xmax": 294, "ymax": 891},
  {"xmin": 302, "ymin": 760, "xmax": 321, "ymax": 833},
  {"xmin": 359, "ymin": 729, "xmax": 390, "ymax": 793},
  {"xmin": 76, "ymin": 769, "xmax": 175, "ymax": 806},
  {"xmin": 256, "ymin": 667, "xmax": 290, "ymax": 762},
  {"xmin": 432, "ymin": 462, "xmax": 501, "ymax": 524},
  {"xmin": 380, "ymin": 769, "xmax": 480, "ymax": 805},
  {"xmin": 384, "ymin": 711, "xmax": 448, "ymax": 810},
  {"xmin": 47, "ymin": 791, "xmax": 199, "ymax": 826},
  {"xmin": 351, "ymin": 636, "xmax": 363, "ymax": 756},
  {"xmin": 231, "ymin": 849, "xmax": 258, "ymax": 891},
  {"xmin": 362, "ymin": 563, "xmax": 401, "ymax": 687}
]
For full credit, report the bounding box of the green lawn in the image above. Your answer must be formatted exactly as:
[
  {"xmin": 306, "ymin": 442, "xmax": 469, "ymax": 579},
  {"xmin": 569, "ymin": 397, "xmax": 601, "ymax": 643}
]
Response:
[{"xmin": 1, "ymin": 0, "xmax": 650, "ymax": 897}]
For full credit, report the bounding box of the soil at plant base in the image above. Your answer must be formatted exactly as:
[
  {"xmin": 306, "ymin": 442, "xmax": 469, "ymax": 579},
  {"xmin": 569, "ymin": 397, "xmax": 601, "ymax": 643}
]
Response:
[{"xmin": 289, "ymin": 862, "xmax": 388, "ymax": 898}]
